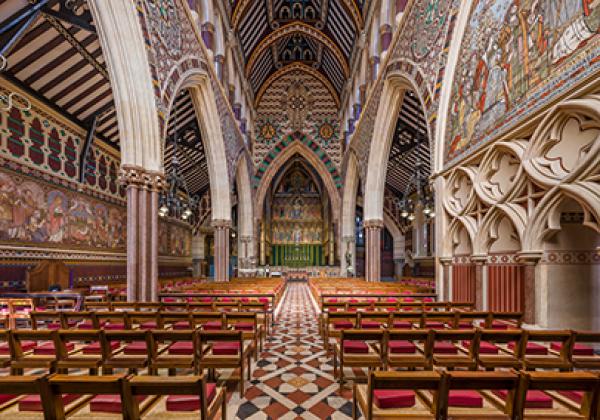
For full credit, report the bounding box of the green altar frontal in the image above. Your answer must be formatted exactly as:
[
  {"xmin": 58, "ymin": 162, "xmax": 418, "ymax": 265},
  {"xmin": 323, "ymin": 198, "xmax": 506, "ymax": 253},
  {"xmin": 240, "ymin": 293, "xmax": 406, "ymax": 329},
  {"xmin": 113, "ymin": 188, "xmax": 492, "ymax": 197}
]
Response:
[{"xmin": 270, "ymin": 244, "xmax": 324, "ymax": 267}]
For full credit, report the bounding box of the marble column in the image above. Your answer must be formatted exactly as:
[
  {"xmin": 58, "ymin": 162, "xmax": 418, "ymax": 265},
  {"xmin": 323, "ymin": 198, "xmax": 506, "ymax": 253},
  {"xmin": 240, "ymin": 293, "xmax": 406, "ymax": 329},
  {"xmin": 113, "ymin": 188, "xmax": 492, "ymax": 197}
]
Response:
[
  {"xmin": 214, "ymin": 54, "xmax": 225, "ymax": 84},
  {"xmin": 201, "ymin": 22, "xmax": 214, "ymax": 50},
  {"xmin": 121, "ymin": 166, "xmax": 163, "ymax": 301},
  {"xmin": 364, "ymin": 219, "xmax": 384, "ymax": 282},
  {"xmin": 380, "ymin": 24, "xmax": 393, "ymax": 54},
  {"xmin": 471, "ymin": 255, "xmax": 487, "ymax": 311},
  {"xmin": 212, "ymin": 220, "xmax": 231, "ymax": 282},
  {"xmin": 439, "ymin": 257, "xmax": 452, "ymax": 301},
  {"xmin": 517, "ymin": 252, "xmax": 542, "ymax": 324},
  {"xmin": 341, "ymin": 235, "xmax": 356, "ymax": 276},
  {"xmin": 370, "ymin": 56, "xmax": 380, "ymax": 82}
]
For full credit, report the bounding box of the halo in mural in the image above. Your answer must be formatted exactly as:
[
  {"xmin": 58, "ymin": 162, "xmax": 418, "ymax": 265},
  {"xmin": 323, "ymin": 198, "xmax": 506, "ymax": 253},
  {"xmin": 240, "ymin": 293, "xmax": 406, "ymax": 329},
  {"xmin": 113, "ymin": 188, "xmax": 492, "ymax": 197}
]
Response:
[{"xmin": 147, "ymin": 0, "xmax": 182, "ymax": 54}]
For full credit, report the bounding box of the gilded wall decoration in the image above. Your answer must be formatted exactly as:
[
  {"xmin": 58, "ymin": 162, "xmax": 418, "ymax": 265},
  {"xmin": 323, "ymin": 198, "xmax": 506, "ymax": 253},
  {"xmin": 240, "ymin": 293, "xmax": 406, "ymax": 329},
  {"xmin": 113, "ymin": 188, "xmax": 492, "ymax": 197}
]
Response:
[{"xmin": 445, "ymin": 0, "xmax": 600, "ymax": 165}]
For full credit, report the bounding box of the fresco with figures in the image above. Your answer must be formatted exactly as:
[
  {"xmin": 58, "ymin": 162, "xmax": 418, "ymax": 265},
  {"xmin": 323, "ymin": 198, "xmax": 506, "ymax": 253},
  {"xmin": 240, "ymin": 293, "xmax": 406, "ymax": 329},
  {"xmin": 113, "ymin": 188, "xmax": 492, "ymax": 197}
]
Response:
[
  {"xmin": 159, "ymin": 220, "xmax": 192, "ymax": 257},
  {"xmin": 446, "ymin": 0, "xmax": 600, "ymax": 164},
  {"xmin": 0, "ymin": 169, "xmax": 126, "ymax": 249}
]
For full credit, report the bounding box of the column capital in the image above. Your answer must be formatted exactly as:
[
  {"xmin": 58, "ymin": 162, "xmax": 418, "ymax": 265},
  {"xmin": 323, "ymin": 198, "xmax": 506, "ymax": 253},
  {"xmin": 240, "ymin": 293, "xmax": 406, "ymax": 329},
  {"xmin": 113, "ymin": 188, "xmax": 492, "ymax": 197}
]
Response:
[
  {"xmin": 214, "ymin": 54, "xmax": 225, "ymax": 63},
  {"xmin": 363, "ymin": 219, "xmax": 384, "ymax": 229},
  {"xmin": 516, "ymin": 251, "xmax": 543, "ymax": 264},
  {"xmin": 119, "ymin": 165, "xmax": 165, "ymax": 190},
  {"xmin": 439, "ymin": 257, "xmax": 452, "ymax": 266},
  {"xmin": 470, "ymin": 254, "xmax": 487, "ymax": 264},
  {"xmin": 342, "ymin": 235, "xmax": 356, "ymax": 243},
  {"xmin": 201, "ymin": 22, "xmax": 215, "ymax": 32},
  {"xmin": 211, "ymin": 219, "xmax": 232, "ymax": 229}
]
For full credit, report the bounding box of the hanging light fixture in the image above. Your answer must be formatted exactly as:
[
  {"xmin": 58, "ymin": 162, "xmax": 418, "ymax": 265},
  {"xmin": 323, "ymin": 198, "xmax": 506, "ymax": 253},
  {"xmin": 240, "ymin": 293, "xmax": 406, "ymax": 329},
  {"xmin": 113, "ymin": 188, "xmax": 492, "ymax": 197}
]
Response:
[
  {"xmin": 396, "ymin": 159, "xmax": 435, "ymax": 222},
  {"xmin": 158, "ymin": 94, "xmax": 198, "ymax": 223}
]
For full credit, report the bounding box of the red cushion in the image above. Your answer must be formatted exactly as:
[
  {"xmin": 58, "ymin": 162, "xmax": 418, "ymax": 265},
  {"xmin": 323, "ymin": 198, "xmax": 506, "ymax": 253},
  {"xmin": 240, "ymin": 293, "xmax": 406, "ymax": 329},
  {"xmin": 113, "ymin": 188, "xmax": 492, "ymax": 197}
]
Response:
[
  {"xmin": 424, "ymin": 322, "xmax": 445, "ymax": 329},
  {"xmin": 343, "ymin": 340, "xmax": 369, "ymax": 354},
  {"xmin": 373, "ymin": 390, "xmax": 415, "ymax": 409},
  {"xmin": 165, "ymin": 384, "xmax": 217, "ymax": 411},
  {"xmin": 402, "ymin": 298, "xmax": 415, "ymax": 303},
  {"xmin": 389, "ymin": 340, "xmax": 416, "ymax": 354},
  {"xmin": 140, "ymin": 322, "xmax": 157, "ymax": 330},
  {"xmin": 33, "ymin": 342, "xmax": 74, "ymax": 355},
  {"xmin": 326, "ymin": 299, "xmax": 338, "ymax": 303},
  {"xmin": 392, "ymin": 321, "xmax": 412, "ymax": 329},
  {"xmin": 173, "ymin": 321, "xmax": 191, "ymax": 330},
  {"xmin": 433, "ymin": 341, "xmax": 457, "ymax": 354},
  {"xmin": 202, "ymin": 321, "xmax": 222, "ymax": 331},
  {"xmin": 82, "ymin": 341, "xmax": 120, "ymax": 355},
  {"xmin": 458, "ymin": 322, "xmax": 473, "ymax": 329},
  {"xmin": 103, "ymin": 323, "xmax": 126, "ymax": 331},
  {"xmin": 19, "ymin": 394, "xmax": 79, "ymax": 411},
  {"xmin": 123, "ymin": 341, "xmax": 147, "ymax": 355},
  {"xmin": 448, "ymin": 391, "xmax": 483, "ymax": 408},
  {"xmin": 46, "ymin": 322, "xmax": 62, "ymax": 330},
  {"xmin": 168, "ymin": 341, "xmax": 193, "ymax": 355},
  {"xmin": 491, "ymin": 321, "xmax": 510, "ymax": 330},
  {"xmin": 494, "ymin": 390, "xmax": 552, "ymax": 408},
  {"xmin": 200, "ymin": 297, "xmax": 213, "ymax": 303},
  {"xmin": 0, "ymin": 394, "xmax": 14, "ymax": 405},
  {"xmin": 464, "ymin": 340, "xmax": 499, "ymax": 354},
  {"xmin": 361, "ymin": 321, "xmax": 381, "ymax": 329},
  {"xmin": 509, "ymin": 342, "xmax": 548, "ymax": 355},
  {"xmin": 90, "ymin": 395, "xmax": 146, "ymax": 413},
  {"xmin": 233, "ymin": 322, "xmax": 254, "ymax": 331},
  {"xmin": 558, "ymin": 390, "xmax": 584, "ymax": 404},
  {"xmin": 332, "ymin": 321, "xmax": 353, "ymax": 330},
  {"xmin": 258, "ymin": 298, "xmax": 269, "ymax": 304},
  {"xmin": 212, "ymin": 341, "xmax": 240, "ymax": 355},
  {"xmin": 385, "ymin": 298, "xmax": 397, "ymax": 303},
  {"xmin": 551, "ymin": 342, "xmax": 594, "ymax": 356},
  {"xmin": 0, "ymin": 341, "xmax": 35, "ymax": 355}
]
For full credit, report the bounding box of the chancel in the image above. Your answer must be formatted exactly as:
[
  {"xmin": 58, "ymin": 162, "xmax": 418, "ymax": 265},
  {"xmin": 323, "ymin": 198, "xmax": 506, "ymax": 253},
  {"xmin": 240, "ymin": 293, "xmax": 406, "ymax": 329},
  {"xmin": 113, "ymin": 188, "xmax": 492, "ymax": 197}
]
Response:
[{"xmin": 0, "ymin": 0, "xmax": 598, "ymax": 418}]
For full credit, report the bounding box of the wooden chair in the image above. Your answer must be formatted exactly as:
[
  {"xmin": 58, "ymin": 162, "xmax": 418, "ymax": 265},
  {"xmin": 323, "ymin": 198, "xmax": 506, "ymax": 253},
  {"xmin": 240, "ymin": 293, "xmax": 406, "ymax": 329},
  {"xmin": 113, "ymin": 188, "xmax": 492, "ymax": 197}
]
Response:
[
  {"xmin": 127, "ymin": 311, "xmax": 162, "ymax": 330},
  {"xmin": 101, "ymin": 330, "xmax": 150, "ymax": 374},
  {"xmin": 486, "ymin": 312, "xmax": 523, "ymax": 329},
  {"xmin": 353, "ymin": 370, "xmax": 443, "ymax": 420},
  {"xmin": 225, "ymin": 312, "xmax": 262, "ymax": 355},
  {"xmin": 521, "ymin": 330, "xmax": 573, "ymax": 371},
  {"xmin": 214, "ymin": 302, "xmax": 240, "ymax": 313},
  {"xmin": 455, "ymin": 311, "xmax": 490, "ymax": 329},
  {"xmin": 569, "ymin": 331, "xmax": 600, "ymax": 370},
  {"xmin": 449, "ymin": 302, "xmax": 476, "ymax": 312},
  {"xmin": 136, "ymin": 302, "xmax": 162, "ymax": 312},
  {"xmin": 358, "ymin": 312, "xmax": 390, "ymax": 330},
  {"xmin": 422, "ymin": 302, "xmax": 448, "ymax": 312},
  {"xmin": 9, "ymin": 298, "xmax": 35, "ymax": 329},
  {"xmin": 390, "ymin": 311, "xmax": 422, "ymax": 329},
  {"xmin": 9, "ymin": 329, "xmax": 58, "ymax": 374},
  {"xmin": 334, "ymin": 329, "xmax": 385, "ymax": 386},
  {"xmin": 386, "ymin": 329, "xmax": 434, "ymax": 370},
  {"xmin": 319, "ymin": 301, "xmax": 348, "ymax": 337},
  {"xmin": 30, "ymin": 311, "xmax": 63, "ymax": 330},
  {"xmin": 240, "ymin": 301, "xmax": 271, "ymax": 336},
  {"xmin": 45, "ymin": 374, "xmax": 128, "ymax": 420},
  {"xmin": 197, "ymin": 330, "xmax": 253, "ymax": 396},
  {"xmin": 111, "ymin": 302, "xmax": 138, "ymax": 312},
  {"xmin": 421, "ymin": 311, "xmax": 458, "ymax": 329},
  {"xmin": 54, "ymin": 330, "xmax": 104, "ymax": 374},
  {"xmin": 188, "ymin": 302, "xmax": 215, "ymax": 312},
  {"xmin": 476, "ymin": 329, "xmax": 525, "ymax": 370},
  {"xmin": 84, "ymin": 301, "xmax": 111, "ymax": 312},
  {"xmin": 160, "ymin": 311, "xmax": 193, "ymax": 330},
  {"xmin": 324, "ymin": 311, "xmax": 359, "ymax": 353},
  {"xmin": 372, "ymin": 301, "xmax": 399, "ymax": 313},
  {"xmin": 513, "ymin": 371, "xmax": 600, "ymax": 420},
  {"xmin": 347, "ymin": 302, "xmax": 372, "ymax": 313},
  {"xmin": 190, "ymin": 311, "xmax": 225, "ymax": 331},
  {"xmin": 123, "ymin": 375, "xmax": 226, "ymax": 420},
  {"xmin": 437, "ymin": 370, "xmax": 520, "ymax": 419},
  {"xmin": 148, "ymin": 330, "xmax": 198, "ymax": 375},
  {"xmin": 61, "ymin": 311, "xmax": 97, "ymax": 330},
  {"xmin": 0, "ymin": 330, "xmax": 10, "ymax": 368},
  {"xmin": 431, "ymin": 329, "xmax": 479, "ymax": 370},
  {"xmin": 0, "ymin": 375, "xmax": 53, "ymax": 417},
  {"xmin": 160, "ymin": 301, "xmax": 188, "ymax": 312},
  {"xmin": 96, "ymin": 311, "xmax": 131, "ymax": 330}
]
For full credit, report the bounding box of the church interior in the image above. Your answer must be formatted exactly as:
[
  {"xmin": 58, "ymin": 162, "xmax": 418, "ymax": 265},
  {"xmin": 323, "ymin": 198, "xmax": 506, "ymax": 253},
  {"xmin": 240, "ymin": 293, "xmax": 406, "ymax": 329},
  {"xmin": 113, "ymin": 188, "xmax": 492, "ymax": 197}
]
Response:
[{"xmin": 0, "ymin": 0, "xmax": 599, "ymax": 418}]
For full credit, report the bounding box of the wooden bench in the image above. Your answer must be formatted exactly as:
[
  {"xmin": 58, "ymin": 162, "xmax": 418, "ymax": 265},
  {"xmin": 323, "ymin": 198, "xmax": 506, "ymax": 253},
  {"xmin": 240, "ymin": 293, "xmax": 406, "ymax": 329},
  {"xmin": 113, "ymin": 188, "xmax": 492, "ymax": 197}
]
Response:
[
  {"xmin": 148, "ymin": 330, "xmax": 198, "ymax": 375},
  {"xmin": 385, "ymin": 329, "xmax": 433, "ymax": 370},
  {"xmin": 521, "ymin": 330, "xmax": 573, "ymax": 371},
  {"xmin": 333, "ymin": 329, "xmax": 385, "ymax": 386},
  {"xmin": 54, "ymin": 330, "xmax": 104, "ymax": 374},
  {"xmin": 431, "ymin": 329, "xmax": 478, "ymax": 370}
]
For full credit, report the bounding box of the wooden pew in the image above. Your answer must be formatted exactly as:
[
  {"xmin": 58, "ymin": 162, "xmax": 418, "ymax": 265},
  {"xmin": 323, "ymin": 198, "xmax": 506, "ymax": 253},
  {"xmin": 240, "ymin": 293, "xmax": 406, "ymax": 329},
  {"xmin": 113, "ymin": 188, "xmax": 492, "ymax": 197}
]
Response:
[
  {"xmin": 324, "ymin": 311, "xmax": 358, "ymax": 353},
  {"xmin": 0, "ymin": 375, "xmax": 53, "ymax": 417},
  {"xmin": 147, "ymin": 330, "xmax": 198, "ymax": 375},
  {"xmin": 570, "ymin": 331, "xmax": 600, "ymax": 370},
  {"xmin": 101, "ymin": 330, "xmax": 150, "ymax": 374},
  {"xmin": 54, "ymin": 330, "xmax": 104, "ymax": 374},
  {"xmin": 9, "ymin": 329, "xmax": 57, "ymax": 374},
  {"xmin": 476, "ymin": 329, "xmax": 525, "ymax": 371},
  {"xmin": 431, "ymin": 329, "xmax": 478, "ymax": 371},
  {"xmin": 521, "ymin": 330, "xmax": 573, "ymax": 371},
  {"xmin": 385, "ymin": 329, "xmax": 433, "ymax": 370},
  {"xmin": 333, "ymin": 329, "xmax": 385, "ymax": 386},
  {"xmin": 225, "ymin": 312, "xmax": 262, "ymax": 356}
]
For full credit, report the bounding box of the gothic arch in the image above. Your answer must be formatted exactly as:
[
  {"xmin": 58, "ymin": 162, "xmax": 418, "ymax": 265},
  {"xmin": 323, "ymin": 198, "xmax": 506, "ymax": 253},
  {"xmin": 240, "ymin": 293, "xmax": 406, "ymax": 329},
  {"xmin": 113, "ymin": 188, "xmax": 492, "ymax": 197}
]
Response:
[
  {"xmin": 443, "ymin": 217, "xmax": 477, "ymax": 257},
  {"xmin": 474, "ymin": 206, "xmax": 524, "ymax": 256},
  {"xmin": 254, "ymin": 140, "xmax": 340, "ymax": 223}
]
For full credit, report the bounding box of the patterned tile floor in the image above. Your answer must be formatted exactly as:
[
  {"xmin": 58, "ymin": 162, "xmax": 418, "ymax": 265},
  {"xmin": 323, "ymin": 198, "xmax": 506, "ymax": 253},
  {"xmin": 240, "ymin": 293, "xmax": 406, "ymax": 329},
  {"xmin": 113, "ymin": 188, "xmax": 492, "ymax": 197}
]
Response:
[{"xmin": 227, "ymin": 282, "xmax": 356, "ymax": 420}]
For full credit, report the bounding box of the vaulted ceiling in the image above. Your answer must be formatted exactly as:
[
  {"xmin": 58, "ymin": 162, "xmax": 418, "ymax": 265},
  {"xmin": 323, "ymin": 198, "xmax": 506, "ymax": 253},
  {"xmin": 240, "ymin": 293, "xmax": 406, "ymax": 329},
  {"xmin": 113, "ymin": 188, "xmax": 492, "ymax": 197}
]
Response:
[{"xmin": 231, "ymin": 0, "xmax": 365, "ymax": 99}]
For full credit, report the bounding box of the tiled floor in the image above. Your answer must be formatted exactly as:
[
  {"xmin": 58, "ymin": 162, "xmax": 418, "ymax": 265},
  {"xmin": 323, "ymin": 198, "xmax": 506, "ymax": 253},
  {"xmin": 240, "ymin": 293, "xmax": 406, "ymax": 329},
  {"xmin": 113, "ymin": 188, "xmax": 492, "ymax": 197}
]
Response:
[{"xmin": 227, "ymin": 282, "xmax": 356, "ymax": 420}]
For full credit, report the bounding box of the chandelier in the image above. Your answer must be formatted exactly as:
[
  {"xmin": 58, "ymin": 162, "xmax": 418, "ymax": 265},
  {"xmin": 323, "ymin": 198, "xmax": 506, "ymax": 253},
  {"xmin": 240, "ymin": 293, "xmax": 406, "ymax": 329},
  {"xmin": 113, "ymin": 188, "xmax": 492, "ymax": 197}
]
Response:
[
  {"xmin": 395, "ymin": 160, "xmax": 434, "ymax": 222},
  {"xmin": 158, "ymin": 109, "xmax": 198, "ymax": 223}
]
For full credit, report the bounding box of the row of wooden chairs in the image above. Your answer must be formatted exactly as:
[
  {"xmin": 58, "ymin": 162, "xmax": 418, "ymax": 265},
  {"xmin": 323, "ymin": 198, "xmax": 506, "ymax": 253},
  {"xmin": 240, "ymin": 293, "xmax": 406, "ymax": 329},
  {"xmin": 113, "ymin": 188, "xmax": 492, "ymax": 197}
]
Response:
[
  {"xmin": 353, "ymin": 370, "xmax": 600, "ymax": 420},
  {"xmin": 28, "ymin": 310, "xmax": 266, "ymax": 355},
  {"xmin": 0, "ymin": 372, "xmax": 226, "ymax": 419},
  {"xmin": 322, "ymin": 310, "xmax": 523, "ymax": 350},
  {"xmin": 332, "ymin": 328, "xmax": 600, "ymax": 386},
  {"xmin": 321, "ymin": 300, "xmax": 474, "ymax": 312},
  {"xmin": 0, "ymin": 328, "xmax": 254, "ymax": 396}
]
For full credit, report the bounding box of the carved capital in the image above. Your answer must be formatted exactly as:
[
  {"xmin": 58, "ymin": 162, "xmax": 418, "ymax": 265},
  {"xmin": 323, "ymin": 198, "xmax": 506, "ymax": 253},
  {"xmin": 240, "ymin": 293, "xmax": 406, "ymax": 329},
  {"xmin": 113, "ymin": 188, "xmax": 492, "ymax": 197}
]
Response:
[
  {"xmin": 516, "ymin": 251, "xmax": 543, "ymax": 265},
  {"xmin": 439, "ymin": 257, "xmax": 452, "ymax": 266},
  {"xmin": 363, "ymin": 219, "xmax": 384, "ymax": 229},
  {"xmin": 211, "ymin": 219, "xmax": 232, "ymax": 229},
  {"xmin": 470, "ymin": 254, "xmax": 487, "ymax": 265}
]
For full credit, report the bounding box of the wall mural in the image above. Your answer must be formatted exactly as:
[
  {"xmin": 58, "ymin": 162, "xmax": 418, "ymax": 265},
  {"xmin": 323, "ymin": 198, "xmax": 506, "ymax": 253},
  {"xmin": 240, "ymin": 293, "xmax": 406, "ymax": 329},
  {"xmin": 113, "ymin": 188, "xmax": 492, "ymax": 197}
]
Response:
[
  {"xmin": 159, "ymin": 220, "xmax": 192, "ymax": 257},
  {"xmin": 254, "ymin": 70, "xmax": 341, "ymax": 171},
  {"xmin": 446, "ymin": 0, "xmax": 600, "ymax": 164},
  {"xmin": 0, "ymin": 168, "xmax": 126, "ymax": 249}
]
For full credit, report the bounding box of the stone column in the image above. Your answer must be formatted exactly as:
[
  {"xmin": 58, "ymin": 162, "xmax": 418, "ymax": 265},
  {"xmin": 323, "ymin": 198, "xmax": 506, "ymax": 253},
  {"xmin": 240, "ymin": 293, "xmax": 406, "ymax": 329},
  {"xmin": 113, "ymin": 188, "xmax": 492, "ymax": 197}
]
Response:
[
  {"xmin": 370, "ymin": 56, "xmax": 380, "ymax": 82},
  {"xmin": 341, "ymin": 235, "xmax": 356, "ymax": 276},
  {"xmin": 201, "ymin": 22, "xmax": 214, "ymax": 50},
  {"xmin": 191, "ymin": 234, "xmax": 206, "ymax": 277},
  {"xmin": 212, "ymin": 220, "xmax": 231, "ymax": 282},
  {"xmin": 329, "ymin": 228, "xmax": 335, "ymax": 266},
  {"xmin": 238, "ymin": 235, "xmax": 255, "ymax": 277},
  {"xmin": 214, "ymin": 54, "xmax": 225, "ymax": 83},
  {"xmin": 380, "ymin": 24, "xmax": 392, "ymax": 54},
  {"xmin": 393, "ymin": 258, "xmax": 405, "ymax": 278},
  {"xmin": 121, "ymin": 166, "xmax": 163, "ymax": 301},
  {"xmin": 259, "ymin": 220, "xmax": 266, "ymax": 266},
  {"xmin": 439, "ymin": 257, "xmax": 452, "ymax": 301},
  {"xmin": 471, "ymin": 255, "xmax": 487, "ymax": 311},
  {"xmin": 517, "ymin": 251, "xmax": 542, "ymax": 324},
  {"xmin": 364, "ymin": 219, "xmax": 384, "ymax": 282}
]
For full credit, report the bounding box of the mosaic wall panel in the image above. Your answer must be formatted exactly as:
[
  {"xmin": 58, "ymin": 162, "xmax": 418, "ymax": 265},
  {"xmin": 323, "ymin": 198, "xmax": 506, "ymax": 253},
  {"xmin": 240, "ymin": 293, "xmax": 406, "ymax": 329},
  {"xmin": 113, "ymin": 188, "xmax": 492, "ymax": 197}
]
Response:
[
  {"xmin": 445, "ymin": 0, "xmax": 600, "ymax": 165},
  {"xmin": 159, "ymin": 219, "xmax": 192, "ymax": 257},
  {"xmin": 254, "ymin": 70, "xmax": 342, "ymax": 171},
  {"xmin": 137, "ymin": 0, "xmax": 244, "ymax": 185},
  {"xmin": 0, "ymin": 84, "xmax": 124, "ymax": 203}
]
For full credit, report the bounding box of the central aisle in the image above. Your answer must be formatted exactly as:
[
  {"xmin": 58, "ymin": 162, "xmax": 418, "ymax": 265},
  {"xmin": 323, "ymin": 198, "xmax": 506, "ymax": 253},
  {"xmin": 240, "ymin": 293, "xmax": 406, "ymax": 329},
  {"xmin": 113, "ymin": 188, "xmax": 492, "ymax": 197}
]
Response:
[{"xmin": 229, "ymin": 283, "xmax": 355, "ymax": 419}]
